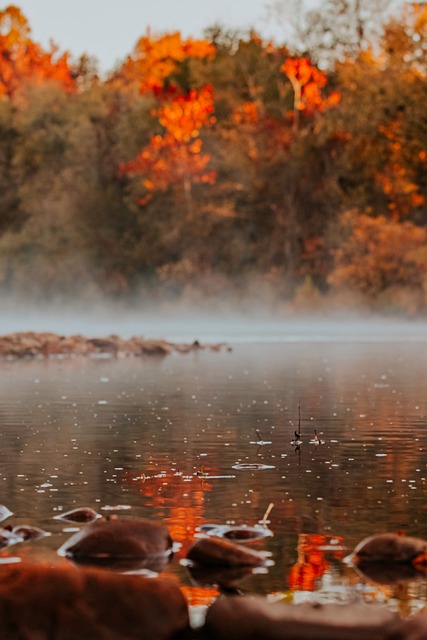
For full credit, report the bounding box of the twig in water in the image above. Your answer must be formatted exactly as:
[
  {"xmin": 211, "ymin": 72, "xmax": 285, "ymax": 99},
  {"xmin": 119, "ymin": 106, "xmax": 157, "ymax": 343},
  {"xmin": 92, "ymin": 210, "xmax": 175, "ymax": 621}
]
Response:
[{"xmin": 259, "ymin": 502, "xmax": 274, "ymax": 525}]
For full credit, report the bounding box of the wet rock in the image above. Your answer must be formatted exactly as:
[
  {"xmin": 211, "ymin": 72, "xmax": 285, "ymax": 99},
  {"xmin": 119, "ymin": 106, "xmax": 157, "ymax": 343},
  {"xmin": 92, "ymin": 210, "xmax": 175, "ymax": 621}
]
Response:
[
  {"xmin": 12, "ymin": 525, "xmax": 50, "ymax": 542},
  {"xmin": 58, "ymin": 517, "xmax": 174, "ymax": 572},
  {"xmin": 201, "ymin": 596, "xmax": 401, "ymax": 640},
  {"xmin": 186, "ymin": 563, "xmax": 258, "ymax": 590},
  {"xmin": 0, "ymin": 561, "xmax": 189, "ymax": 640},
  {"xmin": 354, "ymin": 561, "xmax": 426, "ymax": 585},
  {"xmin": 0, "ymin": 528, "xmax": 23, "ymax": 549},
  {"xmin": 206, "ymin": 524, "xmax": 273, "ymax": 543},
  {"xmin": 0, "ymin": 331, "xmax": 229, "ymax": 360},
  {"xmin": 347, "ymin": 533, "xmax": 427, "ymax": 566},
  {"xmin": 393, "ymin": 612, "xmax": 427, "ymax": 640},
  {"xmin": 186, "ymin": 536, "xmax": 270, "ymax": 568},
  {"xmin": 87, "ymin": 337, "xmax": 120, "ymax": 355},
  {"xmin": 54, "ymin": 507, "xmax": 101, "ymax": 524}
]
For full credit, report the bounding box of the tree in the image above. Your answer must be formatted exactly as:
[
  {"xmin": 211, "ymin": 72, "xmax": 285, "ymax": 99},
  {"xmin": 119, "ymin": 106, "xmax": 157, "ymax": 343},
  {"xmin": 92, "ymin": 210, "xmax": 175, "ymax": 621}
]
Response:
[
  {"xmin": 267, "ymin": 0, "xmax": 396, "ymax": 65},
  {"xmin": 328, "ymin": 210, "xmax": 427, "ymax": 305},
  {"xmin": 110, "ymin": 31, "xmax": 215, "ymax": 95},
  {"xmin": 0, "ymin": 5, "xmax": 75, "ymax": 97},
  {"xmin": 120, "ymin": 85, "xmax": 216, "ymax": 216}
]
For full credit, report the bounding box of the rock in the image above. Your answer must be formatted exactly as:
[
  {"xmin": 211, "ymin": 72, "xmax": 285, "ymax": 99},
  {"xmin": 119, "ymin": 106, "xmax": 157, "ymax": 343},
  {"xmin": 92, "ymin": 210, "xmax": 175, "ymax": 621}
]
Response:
[
  {"xmin": 0, "ymin": 527, "xmax": 23, "ymax": 549},
  {"xmin": 0, "ymin": 331, "xmax": 229, "ymax": 360},
  {"xmin": 201, "ymin": 596, "xmax": 401, "ymax": 640},
  {"xmin": 347, "ymin": 533, "xmax": 427, "ymax": 566},
  {"xmin": 58, "ymin": 517, "xmax": 174, "ymax": 572},
  {"xmin": 54, "ymin": 507, "xmax": 101, "ymax": 524},
  {"xmin": 12, "ymin": 525, "xmax": 50, "ymax": 542},
  {"xmin": 0, "ymin": 561, "xmax": 189, "ymax": 640},
  {"xmin": 393, "ymin": 612, "xmax": 427, "ymax": 640},
  {"xmin": 186, "ymin": 563, "xmax": 257, "ymax": 590},
  {"xmin": 186, "ymin": 536, "xmax": 270, "ymax": 568}
]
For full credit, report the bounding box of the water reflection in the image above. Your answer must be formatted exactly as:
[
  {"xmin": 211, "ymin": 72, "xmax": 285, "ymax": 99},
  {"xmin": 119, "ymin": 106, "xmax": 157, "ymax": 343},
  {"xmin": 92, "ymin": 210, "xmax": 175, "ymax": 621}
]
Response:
[{"xmin": 0, "ymin": 341, "xmax": 427, "ymax": 611}]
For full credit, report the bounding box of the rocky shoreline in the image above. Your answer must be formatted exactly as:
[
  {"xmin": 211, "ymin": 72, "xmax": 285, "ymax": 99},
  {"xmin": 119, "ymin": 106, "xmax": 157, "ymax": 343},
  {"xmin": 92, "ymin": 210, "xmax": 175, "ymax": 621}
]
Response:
[
  {"xmin": 0, "ymin": 331, "xmax": 230, "ymax": 360},
  {"xmin": 2, "ymin": 510, "xmax": 427, "ymax": 639}
]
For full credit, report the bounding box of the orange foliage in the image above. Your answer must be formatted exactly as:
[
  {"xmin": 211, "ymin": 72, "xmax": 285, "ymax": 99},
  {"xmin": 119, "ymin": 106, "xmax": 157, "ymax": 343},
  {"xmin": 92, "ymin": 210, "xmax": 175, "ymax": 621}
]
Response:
[
  {"xmin": 281, "ymin": 57, "xmax": 340, "ymax": 113},
  {"xmin": 231, "ymin": 101, "xmax": 260, "ymax": 125},
  {"xmin": 329, "ymin": 210, "xmax": 427, "ymax": 295},
  {"xmin": 119, "ymin": 31, "xmax": 215, "ymax": 94},
  {"xmin": 377, "ymin": 120, "xmax": 425, "ymax": 219},
  {"xmin": 155, "ymin": 86, "xmax": 216, "ymax": 142},
  {"xmin": 120, "ymin": 86, "xmax": 216, "ymax": 204},
  {"xmin": 0, "ymin": 5, "xmax": 75, "ymax": 97}
]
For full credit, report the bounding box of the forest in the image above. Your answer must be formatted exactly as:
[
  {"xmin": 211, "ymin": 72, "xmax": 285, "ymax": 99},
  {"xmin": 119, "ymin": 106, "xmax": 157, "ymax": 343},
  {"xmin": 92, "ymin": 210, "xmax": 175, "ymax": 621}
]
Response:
[{"xmin": 0, "ymin": 1, "xmax": 426, "ymax": 314}]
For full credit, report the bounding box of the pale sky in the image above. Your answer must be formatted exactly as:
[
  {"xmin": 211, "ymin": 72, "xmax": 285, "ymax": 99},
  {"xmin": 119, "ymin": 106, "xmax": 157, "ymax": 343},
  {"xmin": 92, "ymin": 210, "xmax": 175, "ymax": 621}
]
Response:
[{"xmin": 13, "ymin": 0, "xmax": 282, "ymax": 73}]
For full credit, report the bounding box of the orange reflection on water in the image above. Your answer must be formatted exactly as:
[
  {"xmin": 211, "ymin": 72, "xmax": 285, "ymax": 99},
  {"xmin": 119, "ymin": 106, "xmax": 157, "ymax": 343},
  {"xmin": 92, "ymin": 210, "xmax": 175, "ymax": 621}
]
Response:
[
  {"xmin": 181, "ymin": 585, "xmax": 219, "ymax": 608},
  {"xmin": 121, "ymin": 467, "xmax": 215, "ymax": 553},
  {"xmin": 288, "ymin": 533, "xmax": 344, "ymax": 592}
]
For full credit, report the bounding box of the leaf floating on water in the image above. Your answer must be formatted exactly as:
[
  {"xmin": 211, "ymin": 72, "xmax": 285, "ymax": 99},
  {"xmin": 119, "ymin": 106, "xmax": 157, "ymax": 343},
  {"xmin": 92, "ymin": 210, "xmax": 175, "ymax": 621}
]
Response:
[
  {"xmin": 0, "ymin": 505, "xmax": 13, "ymax": 523},
  {"xmin": 12, "ymin": 525, "xmax": 51, "ymax": 542},
  {"xmin": 53, "ymin": 507, "xmax": 101, "ymax": 523}
]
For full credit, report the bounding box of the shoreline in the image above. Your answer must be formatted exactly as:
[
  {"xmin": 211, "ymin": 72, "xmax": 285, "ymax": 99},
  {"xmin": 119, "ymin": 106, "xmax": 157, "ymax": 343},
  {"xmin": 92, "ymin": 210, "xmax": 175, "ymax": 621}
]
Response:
[{"xmin": 0, "ymin": 331, "xmax": 230, "ymax": 360}]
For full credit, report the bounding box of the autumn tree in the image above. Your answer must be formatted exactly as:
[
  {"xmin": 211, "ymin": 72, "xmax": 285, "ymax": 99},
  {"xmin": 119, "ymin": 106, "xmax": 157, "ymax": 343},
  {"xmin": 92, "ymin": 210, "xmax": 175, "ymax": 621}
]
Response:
[
  {"xmin": 120, "ymin": 85, "xmax": 216, "ymax": 217},
  {"xmin": 328, "ymin": 210, "xmax": 427, "ymax": 311},
  {"xmin": 110, "ymin": 31, "xmax": 215, "ymax": 95},
  {"xmin": 0, "ymin": 5, "xmax": 75, "ymax": 97}
]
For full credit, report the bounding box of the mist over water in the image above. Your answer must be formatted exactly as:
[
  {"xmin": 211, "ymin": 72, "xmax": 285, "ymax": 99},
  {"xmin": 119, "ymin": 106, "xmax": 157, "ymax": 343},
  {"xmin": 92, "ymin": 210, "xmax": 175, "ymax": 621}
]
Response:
[{"xmin": 1, "ymin": 298, "xmax": 427, "ymax": 343}]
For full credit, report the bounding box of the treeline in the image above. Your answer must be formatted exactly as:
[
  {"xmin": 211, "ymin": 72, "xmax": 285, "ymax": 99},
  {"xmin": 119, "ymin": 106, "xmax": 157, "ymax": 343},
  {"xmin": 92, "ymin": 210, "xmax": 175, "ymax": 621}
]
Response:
[{"xmin": 0, "ymin": 2, "xmax": 427, "ymax": 313}]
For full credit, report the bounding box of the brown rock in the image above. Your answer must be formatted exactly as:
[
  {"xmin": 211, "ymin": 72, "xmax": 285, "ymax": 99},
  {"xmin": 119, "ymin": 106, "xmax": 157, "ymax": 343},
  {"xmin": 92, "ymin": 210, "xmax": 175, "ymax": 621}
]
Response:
[
  {"xmin": 12, "ymin": 525, "xmax": 50, "ymax": 542},
  {"xmin": 0, "ymin": 561, "xmax": 189, "ymax": 640},
  {"xmin": 394, "ymin": 613, "xmax": 427, "ymax": 640},
  {"xmin": 186, "ymin": 536, "xmax": 270, "ymax": 568},
  {"xmin": 0, "ymin": 331, "xmax": 228, "ymax": 360},
  {"xmin": 202, "ymin": 596, "xmax": 401, "ymax": 640},
  {"xmin": 54, "ymin": 507, "xmax": 101, "ymax": 523},
  {"xmin": 349, "ymin": 533, "xmax": 427, "ymax": 565},
  {"xmin": 58, "ymin": 517, "xmax": 174, "ymax": 572}
]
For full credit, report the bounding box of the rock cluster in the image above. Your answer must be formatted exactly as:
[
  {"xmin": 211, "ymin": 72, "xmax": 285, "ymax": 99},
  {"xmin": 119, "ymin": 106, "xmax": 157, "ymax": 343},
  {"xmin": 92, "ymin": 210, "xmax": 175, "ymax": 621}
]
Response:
[
  {"xmin": 0, "ymin": 332, "xmax": 229, "ymax": 359},
  {"xmin": 2, "ymin": 510, "xmax": 427, "ymax": 638}
]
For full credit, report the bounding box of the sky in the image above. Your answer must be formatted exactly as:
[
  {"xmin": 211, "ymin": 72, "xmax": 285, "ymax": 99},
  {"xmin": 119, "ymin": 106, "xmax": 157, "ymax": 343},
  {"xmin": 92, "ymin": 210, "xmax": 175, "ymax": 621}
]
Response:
[{"xmin": 13, "ymin": 0, "xmax": 283, "ymax": 73}]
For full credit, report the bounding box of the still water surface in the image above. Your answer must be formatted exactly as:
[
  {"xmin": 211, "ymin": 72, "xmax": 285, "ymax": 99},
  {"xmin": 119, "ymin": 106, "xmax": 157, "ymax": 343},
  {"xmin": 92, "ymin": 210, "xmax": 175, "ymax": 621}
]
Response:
[{"xmin": 1, "ymin": 333, "xmax": 427, "ymax": 613}]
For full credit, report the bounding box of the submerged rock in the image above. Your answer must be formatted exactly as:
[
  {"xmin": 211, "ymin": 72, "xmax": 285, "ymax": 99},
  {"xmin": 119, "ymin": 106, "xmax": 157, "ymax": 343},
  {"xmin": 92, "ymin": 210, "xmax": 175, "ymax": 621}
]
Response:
[
  {"xmin": 347, "ymin": 533, "xmax": 427, "ymax": 567},
  {"xmin": 12, "ymin": 525, "xmax": 50, "ymax": 542},
  {"xmin": 58, "ymin": 517, "xmax": 174, "ymax": 572},
  {"xmin": 0, "ymin": 528, "xmax": 23, "ymax": 549},
  {"xmin": 202, "ymin": 597, "xmax": 401, "ymax": 640},
  {"xmin": 54, "ymin": 507, "xmax": 101, "ymax": 524},
  {"xmin": 186, "ymin": 536, "xmax": 271, "ymax": 568},
  {"xmin": 0, "ymin": 561, "xmax": 189, "ymax": 640},
  {"xmin": 186, "ymin": 563, "xmax": 259, "ymax": 590}
]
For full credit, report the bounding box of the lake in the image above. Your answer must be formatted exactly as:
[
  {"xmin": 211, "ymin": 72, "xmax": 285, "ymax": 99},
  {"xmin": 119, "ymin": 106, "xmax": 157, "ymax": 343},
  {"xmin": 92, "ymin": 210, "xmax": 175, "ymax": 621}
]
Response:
[{"xmin": 1, "ymin": 320, "xmax": 427, "ymax": 616}]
